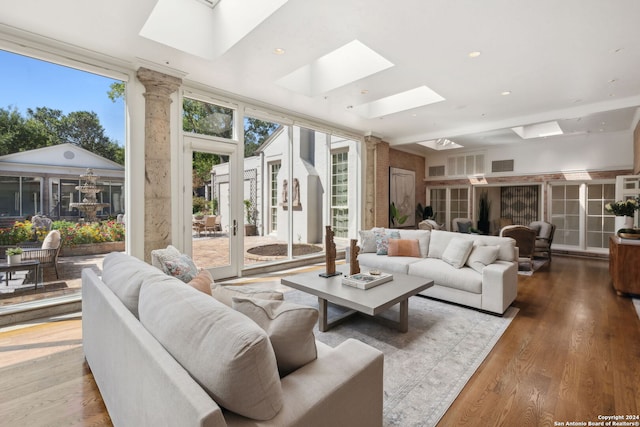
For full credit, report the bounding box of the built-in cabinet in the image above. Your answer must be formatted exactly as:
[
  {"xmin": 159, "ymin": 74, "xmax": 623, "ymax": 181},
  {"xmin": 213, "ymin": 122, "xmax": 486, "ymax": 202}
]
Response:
[{"xmin": 609, "ymin": 236, "xmax": 640, "ymax": 296}]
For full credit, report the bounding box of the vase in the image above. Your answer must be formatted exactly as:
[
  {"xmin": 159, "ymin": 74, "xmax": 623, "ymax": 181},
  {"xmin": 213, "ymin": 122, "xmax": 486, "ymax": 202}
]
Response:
[
  {"xmin": 7, "ymin": 254, "xmax": 22, "ymax": 265},
  {"xmin": 614, "ymin": 215, "xmax": 634, "ymax": 232}
]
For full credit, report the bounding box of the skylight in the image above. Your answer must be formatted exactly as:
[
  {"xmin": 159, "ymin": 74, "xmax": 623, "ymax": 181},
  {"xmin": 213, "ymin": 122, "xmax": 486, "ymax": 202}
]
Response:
[
  {"xmin": 140, "ymin": 0, "xmax": 288, "ymax": 60},
  {"xmin": 511, "ymin": 121, "xmax": 564, "ymax": 139},
  {"xmin": 276, "ymin": 40, "xmax": 394, "ymax": 97},
  {"xmin": 417, "ymin": 138, "xmax": 463, "ymax": 151},
  {"xmin": 352, "ymin": 86, "xmax": 445, "ymax": 119}
]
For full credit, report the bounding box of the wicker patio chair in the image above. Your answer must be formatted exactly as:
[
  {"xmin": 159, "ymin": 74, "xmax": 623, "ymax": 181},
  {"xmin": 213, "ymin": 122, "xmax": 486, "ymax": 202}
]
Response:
[{"xmin": 19, "ymin": 229, "xmax": 62, "ymax": 279}]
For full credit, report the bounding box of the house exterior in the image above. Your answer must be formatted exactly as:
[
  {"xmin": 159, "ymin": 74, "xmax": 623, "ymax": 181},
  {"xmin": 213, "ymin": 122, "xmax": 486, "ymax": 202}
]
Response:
[{"xmin": 0, "ymin": 143, "xmax": 125, "ymax": 221}]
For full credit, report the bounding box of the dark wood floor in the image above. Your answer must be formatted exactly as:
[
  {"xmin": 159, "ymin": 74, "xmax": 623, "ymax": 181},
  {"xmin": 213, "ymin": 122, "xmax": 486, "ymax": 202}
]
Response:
[{"xmin": 0, "ymin": 255, "xmax": 638, "ymax": 426}]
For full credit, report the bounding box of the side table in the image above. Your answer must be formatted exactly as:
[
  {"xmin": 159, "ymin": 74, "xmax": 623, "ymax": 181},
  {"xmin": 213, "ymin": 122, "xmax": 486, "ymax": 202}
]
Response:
[{"xmin": 0, "ymin": 259, "xmax": 40, "ymax": 289}]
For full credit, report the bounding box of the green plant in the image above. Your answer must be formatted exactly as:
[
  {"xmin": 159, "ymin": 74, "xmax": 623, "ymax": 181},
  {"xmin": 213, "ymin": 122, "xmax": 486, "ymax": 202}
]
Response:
[
  {"xmin": 479, "ymin": 191, "xmax": 490, "ymax": 223},
  {"xmin": 243, "ymin": 199, "xmax": 258, "ymax": 225},
  {"xmin": 390, "ymin": 202, "xmax": 408, "ymax": 226},
  {"xmin": 605, "ymin": 198, "xmax": 639, "ymax": 216},
  {"xmin": 415, "ymin": 203, "xmax": 434, "ymax": 222},
  {"xmin": 192, "ymin": 196, "xmax": 209, "ymax": 214},
  {"xmin": 6, "ymin": 247, "xmax": 23, "ymax": 256}
]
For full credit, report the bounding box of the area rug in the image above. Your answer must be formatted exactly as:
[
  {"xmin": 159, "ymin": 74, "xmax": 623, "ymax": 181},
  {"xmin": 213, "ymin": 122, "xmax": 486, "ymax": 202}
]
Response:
[
  {"xmin": 633, "ymin": 298, "xmax": 640, "ymax": 321},
  {"xmin": 517, "ymin": 258, "xmax": 549, "ymax": 276},
  {"xmin": 283, "ymin": 289, "xmax": 518, "ymax": 427}
]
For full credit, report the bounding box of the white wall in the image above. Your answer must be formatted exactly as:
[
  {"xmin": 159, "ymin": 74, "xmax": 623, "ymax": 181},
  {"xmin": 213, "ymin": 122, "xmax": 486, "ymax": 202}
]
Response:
[{"xmin": 425, "ymin": 130, "xmax": 633, "ymax": 177}]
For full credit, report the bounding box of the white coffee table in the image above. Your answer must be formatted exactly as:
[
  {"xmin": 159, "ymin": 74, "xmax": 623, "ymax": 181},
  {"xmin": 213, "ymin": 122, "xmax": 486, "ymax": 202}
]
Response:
[{"xmin": 281, "ymin": 265, "xmax": 433, "ymax": 333}]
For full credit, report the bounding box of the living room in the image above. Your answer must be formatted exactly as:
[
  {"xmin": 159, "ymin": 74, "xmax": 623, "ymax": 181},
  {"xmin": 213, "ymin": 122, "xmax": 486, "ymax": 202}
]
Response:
[{"xmin": 1, "ymin": 1, "xmax": 640, "ymax": 426}]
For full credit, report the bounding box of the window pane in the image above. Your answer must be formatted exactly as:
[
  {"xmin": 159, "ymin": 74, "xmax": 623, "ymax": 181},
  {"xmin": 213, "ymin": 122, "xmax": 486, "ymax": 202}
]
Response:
[{"xmin": 183, "ymin": 98, "xmax": 234, "ymax": 138}]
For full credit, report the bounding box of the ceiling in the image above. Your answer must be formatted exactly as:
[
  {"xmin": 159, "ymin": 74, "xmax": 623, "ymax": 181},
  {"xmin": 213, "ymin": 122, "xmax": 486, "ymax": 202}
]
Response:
[{"xmin": 2, "ymin": 0, "xmax": 640, "ymax": 154}]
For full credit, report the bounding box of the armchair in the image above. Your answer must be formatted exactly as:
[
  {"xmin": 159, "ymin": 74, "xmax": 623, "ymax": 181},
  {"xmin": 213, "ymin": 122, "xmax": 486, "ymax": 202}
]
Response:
[
  {"xmin": 529, "ymin": 221, "xmax": 556, "ymax": 261},
  {"xmin": 20, "ymin": 229, "xmax": 62, "ymax": 279},
  {"xmin": 500, "ymin": 225, "xmax": 537, "ymax": 270}
]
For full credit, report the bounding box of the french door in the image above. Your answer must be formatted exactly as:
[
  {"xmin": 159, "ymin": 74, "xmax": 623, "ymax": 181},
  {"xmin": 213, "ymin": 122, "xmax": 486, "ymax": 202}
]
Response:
[{"xmin": 183, "ymin": 134, "xmax": 242, "ymax": 279}]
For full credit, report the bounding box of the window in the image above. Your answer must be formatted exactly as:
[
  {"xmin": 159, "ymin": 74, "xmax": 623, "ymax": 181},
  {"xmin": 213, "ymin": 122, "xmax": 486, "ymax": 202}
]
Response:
[
  {"xmin": 586, "ymin": 183, "xmax": 615, "ymax": 249},
  {"xmin": 449, "ymin": 188, "xmax": 469, "ymax": 220},
  {"xmin": 183, "ymin": 97, "xmax": 234, "ymax": 138},
  {"xmin": 269, "ymin": 162, "xmax": 281, "ymax": 233},
  {"xmin": 331, "ymin": 151, "xmax": 349, "ymax": 237},
  {"xmin": 551, "ymin": 184, "xmax": 580, "ymax": 246},
  {"xmin": 430, "ymin": 188, "xmax": 446, "ymax": 225}
]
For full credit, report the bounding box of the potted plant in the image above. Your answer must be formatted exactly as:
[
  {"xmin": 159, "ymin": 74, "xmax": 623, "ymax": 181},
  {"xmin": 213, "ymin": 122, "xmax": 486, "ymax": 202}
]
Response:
[
  {"xmin": 243, "ymin": 199, "xmax": 258, "ymax": 236},
  {"xmin": 6, "ymin": 247, "xmax": 23, "ymax": 265},
  {"xmin": 606, "ymin": 198, "xmax": 639, "ymax": 231},
  {"xmin": 390, "ymin": 202, "xmax": 408, "ymax": 227}
]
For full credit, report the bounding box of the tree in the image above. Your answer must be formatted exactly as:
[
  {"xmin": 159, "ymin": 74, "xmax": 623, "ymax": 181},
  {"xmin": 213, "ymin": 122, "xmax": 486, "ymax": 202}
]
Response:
[{"xmin": 244, "ymin": 118, "xmax": 279, "ymax": 157}]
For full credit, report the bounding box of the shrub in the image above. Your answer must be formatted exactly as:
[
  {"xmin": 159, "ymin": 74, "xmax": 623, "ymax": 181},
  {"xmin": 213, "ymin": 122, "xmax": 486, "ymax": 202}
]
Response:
[{"xmin": 0, "ymin": 220, "xmax": 125, "ymax": 247}]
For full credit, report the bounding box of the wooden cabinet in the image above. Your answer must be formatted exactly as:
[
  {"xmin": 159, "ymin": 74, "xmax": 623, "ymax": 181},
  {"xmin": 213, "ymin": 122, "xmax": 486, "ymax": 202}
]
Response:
[{"xmin": 609, "ymin": 236, "xmax": 640, "ymax": 296}]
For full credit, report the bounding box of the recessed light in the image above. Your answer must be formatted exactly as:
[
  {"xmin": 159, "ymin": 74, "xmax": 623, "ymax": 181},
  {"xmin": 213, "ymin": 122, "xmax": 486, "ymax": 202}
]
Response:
[
  {"xmin": 273, "ymin": 48, "xmax": 285, "ymax": 55},
  {"xmin": 501, "ymin": 91, "xmax": 511, "ymax": 96},
  {"xmin": 360, "ymin": 89, "xmax": 369, "ymax": 95},
  {"xmin": 468, "ymin": 51, "xmax": 481, "ymax": 58}
]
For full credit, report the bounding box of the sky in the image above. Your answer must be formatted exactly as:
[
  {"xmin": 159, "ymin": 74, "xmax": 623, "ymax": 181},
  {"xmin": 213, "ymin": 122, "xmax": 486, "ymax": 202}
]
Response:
[{"xmin": 0, "ymin": 49, "xmax": 125, "ymax": 145}]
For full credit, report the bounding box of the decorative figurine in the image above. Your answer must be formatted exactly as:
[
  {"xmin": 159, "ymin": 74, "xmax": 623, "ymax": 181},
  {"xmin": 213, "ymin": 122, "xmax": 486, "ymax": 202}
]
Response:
[
  {"xmin": 319, "ymin": 225, "xmax": 341, "ymax": 277},
  {"xmin": 349, "ymin": 239, "xmax": 360, "ymax": 275}
]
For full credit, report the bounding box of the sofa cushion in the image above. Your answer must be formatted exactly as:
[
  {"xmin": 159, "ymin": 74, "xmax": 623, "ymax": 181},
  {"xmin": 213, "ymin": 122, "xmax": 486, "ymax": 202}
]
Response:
[
  {"xmin": 138, "ymin": 280, "xmax": 283, "ymax": 421},
  {"xmin": 408, "ymin": 258, "xmax": 483, "ymax": 294},
  {"xmin": 212, "ymin": 284, "xmax": 284, "ymax": 307},
  {"xmin": 457, "ymin": 221, "xmax": 472, "ymax": 233},
  {"xmin": 42, "ymin": 230, "xmax": 61, "ymax": 249},
  {"xmin": 374, "ymin": 229, "xmax": 400, "ymax": 255},
  {"xmin": 188, "ymin": 269, "xmax": 214, "ymax": 295},
  {"xmin": 232, "ymin": 297, "xmax": 318, "ymax": 377},
  {"xmin": 441, "ymin": 237, "xmax": 474, "ymax": 268},
  {"xmin": 357, "ymin": 252, "xmax": 420, "ymax": 274},
  {"xmin": 387, "ymin": 238, "xmax": 421, "ymax": 257},
  {"xmin": 466, "ymin": 245, "xmax": 500, "ymax": 273},
  {"xmin": 102, "ymin": 252, "xmax": 168, "ymax": 318},
  {"xmin": 150, "ymin": 244, "xmax": 181, "ymax": 270}
]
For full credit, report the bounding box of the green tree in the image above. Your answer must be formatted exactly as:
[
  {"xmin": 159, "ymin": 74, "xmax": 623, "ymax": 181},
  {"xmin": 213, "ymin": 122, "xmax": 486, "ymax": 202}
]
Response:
[{"xmin": 244, "ymin": 118, "xmax": 279, "ymax": 157}]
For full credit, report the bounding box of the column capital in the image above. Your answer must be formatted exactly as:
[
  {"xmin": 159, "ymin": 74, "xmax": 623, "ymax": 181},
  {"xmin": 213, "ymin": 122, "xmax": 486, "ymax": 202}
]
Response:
[{"xmin": 136, "ymin": 67, "xmax": 182, "ymax": 98}]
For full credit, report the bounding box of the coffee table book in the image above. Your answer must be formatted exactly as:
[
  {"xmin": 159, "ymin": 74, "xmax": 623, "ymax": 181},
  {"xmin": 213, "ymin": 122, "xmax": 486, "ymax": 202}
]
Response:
[{"xmin": 342, "ymin": 272, "xmax": 393, "ymax": 290}]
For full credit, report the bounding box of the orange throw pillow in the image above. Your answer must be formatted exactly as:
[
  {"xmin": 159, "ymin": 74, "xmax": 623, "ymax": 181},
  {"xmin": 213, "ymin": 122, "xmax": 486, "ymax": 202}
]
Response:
[
  {"xmin": 188, "ymin": 269, "xmax": 214, "ymax": 295},
  {"xmin": 387, "ymin": 238, "xmax": 421, "ymax": 257}
]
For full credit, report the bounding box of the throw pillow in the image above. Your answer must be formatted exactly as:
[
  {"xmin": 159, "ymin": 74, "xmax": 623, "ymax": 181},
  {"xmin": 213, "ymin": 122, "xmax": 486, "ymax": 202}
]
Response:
[
  {"xmin": 42, "ymin": 230, "xmax": 61, "ymax": 249},
  {"xmin": 212, "ymin": 285, "xmax": 284, "ymax": 307},
  {"xmin": 150, "ymin": 245, "xmax": 181, "ymax": 270},
  {"xmin": 387, "ymin": 238, "xmax": 421, "ymax": 257},
  {"xmin": 163, "ymin": 254, "xmax": 199, "ymax": 282},
  {"xmin": 358, "ymin": 229, "xmax": 378, "ymax": 253},
  {"xmin": 139, "ymin": 280, "xmax": 283, "ymax": 421},
  {"xmin": 441, "ymin": 237, "xmax": 474, "ymax": 268},
  {"xmin": 232, "ymin": 297, "xmax": 318, "ymax": 377},
  {"xmin": 187, "ymin": 269, "xmax": 214, "ymax": 295},
  {"xmin": 374, "ymin": 229, "xmax": 400, "ymax": 255},
  {"xmin": 458, "ymin": 221, "xmax": 472, "ymax": 233},
  {"xmin": 466, "ymin": 245, "xmax": 500, "ymax": 273}
]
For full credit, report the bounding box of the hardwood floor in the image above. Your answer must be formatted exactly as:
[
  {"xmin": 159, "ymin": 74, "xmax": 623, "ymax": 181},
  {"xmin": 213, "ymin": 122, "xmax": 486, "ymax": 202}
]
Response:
[{"xmin": 0, "ymin": 255, "xmax": 638, "ymax": 426}]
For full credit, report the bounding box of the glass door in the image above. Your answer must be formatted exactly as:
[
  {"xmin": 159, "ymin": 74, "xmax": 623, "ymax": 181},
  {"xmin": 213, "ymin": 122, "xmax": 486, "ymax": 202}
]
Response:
[{"xmin": 184, "ymin": 134, "xmax": 242, "ymax": 280}]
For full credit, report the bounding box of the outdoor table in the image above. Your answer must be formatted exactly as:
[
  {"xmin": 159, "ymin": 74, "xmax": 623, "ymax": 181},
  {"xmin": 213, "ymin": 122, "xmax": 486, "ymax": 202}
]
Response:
[{"xmin": 0, "ymin": 259, "xmax": 40, "ymax": 289}]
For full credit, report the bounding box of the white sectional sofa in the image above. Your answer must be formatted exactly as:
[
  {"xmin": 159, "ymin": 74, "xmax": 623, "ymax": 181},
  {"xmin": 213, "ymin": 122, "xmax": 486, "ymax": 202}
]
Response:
[
  {"xmin": 356, "ymin": 228, "xmax": 518, "ymax": 314},
  {"xmin": 82, "ymin": 252, "xmax": 384, "ymax": 427}
]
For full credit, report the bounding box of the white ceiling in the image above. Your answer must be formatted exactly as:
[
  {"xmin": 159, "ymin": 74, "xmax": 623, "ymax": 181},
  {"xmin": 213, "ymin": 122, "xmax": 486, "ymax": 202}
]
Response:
[{"xmin": 2, "ymin": 0, "xmax": 640, "ymax": 154}]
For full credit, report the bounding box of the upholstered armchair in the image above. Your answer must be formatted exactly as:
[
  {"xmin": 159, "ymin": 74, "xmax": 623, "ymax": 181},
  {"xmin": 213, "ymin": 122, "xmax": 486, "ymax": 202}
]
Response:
[
  {"xmin": 529, "ymin": 221, "xmax": 556, "ymax": 260},
  {"xmin": 451, "ymin": 218, "xmax": 473, "ymax": 233},
  {"xmin": 20, "ymin": 229, "xmax": 62, "ymax": 279},
  {"xmin": 500, "ymin": 225, "xmax": 537, "ymax": 270}
]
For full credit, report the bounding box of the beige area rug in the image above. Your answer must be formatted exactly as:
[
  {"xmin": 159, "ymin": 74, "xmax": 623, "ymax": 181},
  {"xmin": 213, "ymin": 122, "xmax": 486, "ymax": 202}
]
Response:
[{"xmin": 283, "ymin": 289, "xmax": 518, "ymax": 427}]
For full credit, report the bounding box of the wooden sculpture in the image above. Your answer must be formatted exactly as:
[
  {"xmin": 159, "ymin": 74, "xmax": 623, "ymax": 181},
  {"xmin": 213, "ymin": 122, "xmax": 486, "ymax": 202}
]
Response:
[
  {"xmin": 349, "ymin": 239, "xmax": 360, "ymax": 275},
  {"xmin": 319, "ymin": 225, "xmax": 341, "ymax": 277}
]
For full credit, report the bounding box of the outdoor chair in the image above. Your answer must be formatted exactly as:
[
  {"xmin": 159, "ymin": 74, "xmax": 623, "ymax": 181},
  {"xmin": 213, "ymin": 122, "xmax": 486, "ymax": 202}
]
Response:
[
  {"xmin": 203, "ymin": 215, "xmax": 219, "ymax": 236},
  {"xmin": 20, "ymin": 229, "xmax": 62, "ymax": 279},
  {"xmin": 500, "ymin": 225, "xmax": 537, "ymax": 270}
]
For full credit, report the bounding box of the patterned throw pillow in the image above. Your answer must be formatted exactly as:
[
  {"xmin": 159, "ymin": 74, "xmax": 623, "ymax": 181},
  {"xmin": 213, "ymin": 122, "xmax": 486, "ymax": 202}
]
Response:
[
  {"xmin": 163, "ymin": 254, "xmax": 199, "ymax": 282},
  {"xmin": 374, "ymin": 229, "xmax": 400, "ymax": 255}
]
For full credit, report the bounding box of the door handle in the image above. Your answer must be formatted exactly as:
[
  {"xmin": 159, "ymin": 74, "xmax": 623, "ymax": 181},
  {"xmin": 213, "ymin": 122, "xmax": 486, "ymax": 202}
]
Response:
[{"xmin": 233, "ymin": 219, "xmax": 237, "ymax": 236}]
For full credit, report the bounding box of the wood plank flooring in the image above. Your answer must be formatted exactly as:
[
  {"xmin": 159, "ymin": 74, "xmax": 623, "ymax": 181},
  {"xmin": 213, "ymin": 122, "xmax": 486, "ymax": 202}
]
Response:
[{"xmin": 0, "ymin": 255, "xmax": 638, "ymax": 426}]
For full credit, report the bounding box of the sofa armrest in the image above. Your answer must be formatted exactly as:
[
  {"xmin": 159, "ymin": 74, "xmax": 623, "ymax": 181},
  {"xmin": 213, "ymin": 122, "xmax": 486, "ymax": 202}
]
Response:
[
  {"xmin": 224, "ymin": 339, "xmax": 384, "ymax": 427},
  {"xmin": 481, "ymin": 261, "xmax": 518, "ymax": 314}
]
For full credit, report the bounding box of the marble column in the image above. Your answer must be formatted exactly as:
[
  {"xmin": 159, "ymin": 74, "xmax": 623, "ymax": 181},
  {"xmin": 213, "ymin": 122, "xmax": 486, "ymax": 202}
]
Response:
[{"xmin": 136, "ymin": 67, "xmax": 182, "ymax": 262}]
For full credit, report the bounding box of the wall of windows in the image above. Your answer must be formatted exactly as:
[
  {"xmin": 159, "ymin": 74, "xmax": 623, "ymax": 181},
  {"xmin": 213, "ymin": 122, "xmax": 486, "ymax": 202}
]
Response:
[{"xmin": 0, "ymin": 176, "xmax": 41, "ymax": 217}]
